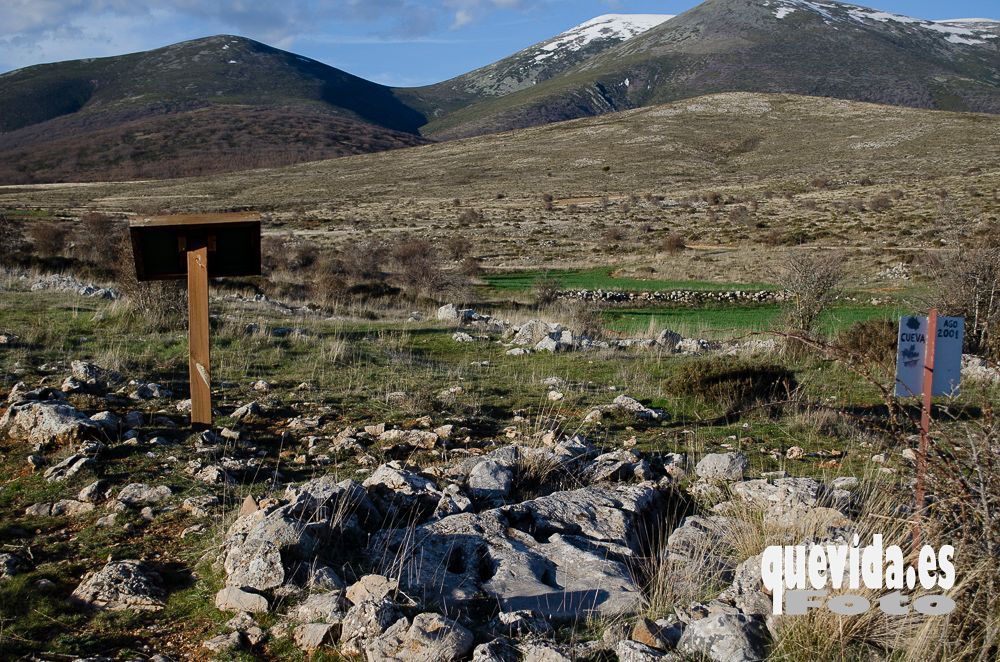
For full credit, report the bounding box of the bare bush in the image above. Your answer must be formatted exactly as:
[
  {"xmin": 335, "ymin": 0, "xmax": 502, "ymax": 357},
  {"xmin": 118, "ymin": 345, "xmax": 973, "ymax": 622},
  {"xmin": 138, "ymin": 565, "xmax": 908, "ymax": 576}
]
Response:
[
  {"xmin": 932, "ymin": 236, "xmax": 1000, "ymax": 358},
  {"xmin": 112, "ymin": 227, "xmax": 186, "ymax": 327},
  {"xmin": 445, "ymin": 235, "xmax": 472, "ymax": 261},
  {"xmin": 343, "ymin": 239, "xmax": 384, "ymax": 283},
  {"xmin": 389, "ymin": 235, "xmax": 464, "ymax": 300},
  {"xmin": 0, "ymin": 212, "xmax": 25, "ymax": 268},
  {"xmin": 457, "ymin": 208, "xmax": 484, "ymax": 225},
  {"xmin": 781, "ymin": 251, "xmax": 845, "ymax": 335},
  {"xmin": 76, "ymin": 212, "xmax": 118, "ymax": 265},
  {"xmin": 662, "ymin": 232, "xmax": 686, "ymax": 255},
  {"xmin": 27, "ymin": 222, "xmax": 69, "ymax": 259},
  {"xmin": 602, "ymin": 226, "xmax": 626, "ymax": 242},
  {"xmin": 532, "ymin": 274, "xmax": 562, "ymax": 307}
]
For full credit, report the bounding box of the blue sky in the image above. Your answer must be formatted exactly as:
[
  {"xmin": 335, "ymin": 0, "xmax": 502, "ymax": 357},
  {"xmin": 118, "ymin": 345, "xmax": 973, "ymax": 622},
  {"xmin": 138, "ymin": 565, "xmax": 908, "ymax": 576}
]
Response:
[{"xmin": 1, "ymin": 1, "xmax": 996, "ymax": 85}]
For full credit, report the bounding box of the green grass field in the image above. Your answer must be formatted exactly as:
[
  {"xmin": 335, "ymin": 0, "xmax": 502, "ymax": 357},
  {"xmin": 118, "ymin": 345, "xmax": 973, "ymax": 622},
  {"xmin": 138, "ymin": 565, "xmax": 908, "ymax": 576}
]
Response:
[
  {"xmin": 483, "ymin": 267, "xmax": 776, "ymax": 294},
  {"xmin": 603, "ymin": 304, "xmax": 904, "ymax": 338}
]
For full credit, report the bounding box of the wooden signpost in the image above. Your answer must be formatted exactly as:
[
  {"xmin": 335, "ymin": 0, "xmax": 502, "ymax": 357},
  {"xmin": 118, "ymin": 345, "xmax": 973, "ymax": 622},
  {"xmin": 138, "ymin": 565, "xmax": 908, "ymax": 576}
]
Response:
[
  {"xmin": 894, "ymin": 310, "xmax": 964, "ymax": 550},
  {"xmin": 129, "ymin": 214, "xmax": 261, "ymax": 427}
]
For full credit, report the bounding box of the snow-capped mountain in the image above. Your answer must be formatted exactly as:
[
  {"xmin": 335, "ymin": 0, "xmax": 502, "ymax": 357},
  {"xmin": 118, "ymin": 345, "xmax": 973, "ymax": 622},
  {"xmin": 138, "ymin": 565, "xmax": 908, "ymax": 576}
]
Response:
[
  {"xmin": 534, "ymin": 15, "xmax": 675, "ymax": 63},
  {"xmin": 765, "ymin": 1, "xmax": 999, "ymax": 46},
  {"xmin": 400, "ymin": 14, "xmax": 674, "ymax": 115},
  {"xmin": 420, "ymin": 0, "xmax": 1000, "ymax": 138}
]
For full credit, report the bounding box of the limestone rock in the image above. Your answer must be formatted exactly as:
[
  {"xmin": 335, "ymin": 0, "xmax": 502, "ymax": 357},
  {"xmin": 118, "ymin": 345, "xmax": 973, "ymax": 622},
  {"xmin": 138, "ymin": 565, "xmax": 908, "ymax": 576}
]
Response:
[
  {"xmin": 373, "ymin": 483, "xmax": 663, "ymax": 621},
  {"xmin": 203, "ymin": 632, "xmax": 243, "ymax": 653},
  {"xmin": 0, "ymin": 401, "xmax": 99, "ymax": 448},
  {"xmin": 43, "ymin": 454, "xmax": 96, "ymax": 482},
  {"xmin": 292, "ymin": 592, "xmax": 345, "ymax": 623},
  {"xmin": 695, "ymin": 453, "xmax": 748, "ymax": 481},
  {"xmin": 617, "ymin": 639, "xmax": 668, "ymax": 661},
  {"xmin": 295, "ymin": 623, "xmax": 337, "ymax": 651},
  {"xmin": 677, "ymin": 614, "xmax": 769, "ymax": 662},
  {"xmin": 51, "ymin": 499, "xmax": 95, "ymax": 517},
  {"xmin": 367, "ymin": 613, "xmax": 474, "ymax": 662},
  {"xmin": 346, "ymin": 575, "xmax": 398, "ymax": 605},
  {"xmin": 362, "ymin": 463, "xmax": 443, "ymax": 520},
  {"xmin": 339, "ymin": 598, "xmax": 400, "ymax": 656},
  {"xmin": 71, "ymin": 560, "xmax": 165, "ymax": 611},
  {"xmin": 215, "ymin": 587, "xmax": 269, "ymax": 613},
  {"xmin": 117, "ymin": 483, "xmax": 172, "ymax": 507},
  {"xmin": 467, "ymin": 459, "xmax": 513, "ymax": 501}
]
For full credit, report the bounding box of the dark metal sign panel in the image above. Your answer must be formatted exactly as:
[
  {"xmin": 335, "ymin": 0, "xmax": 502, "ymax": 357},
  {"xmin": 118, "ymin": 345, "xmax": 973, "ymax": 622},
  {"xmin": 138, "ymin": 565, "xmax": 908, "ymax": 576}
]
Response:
[{"xmin": 129, "ymin": 213, "xmax": 262, "ymax": 281}]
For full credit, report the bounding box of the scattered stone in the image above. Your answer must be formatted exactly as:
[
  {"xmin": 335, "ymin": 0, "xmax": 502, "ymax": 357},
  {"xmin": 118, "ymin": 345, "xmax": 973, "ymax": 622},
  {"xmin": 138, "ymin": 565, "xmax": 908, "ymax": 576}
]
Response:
[
  {"xmin": 293, "ymin": 592, "xmax": 345, "ymax": 623},
  {"xmin": 677, "ymin": 613, "xmax": 769, "ymax": 662},
  {"xmin": 43, "ymin": 454, "xmax": 96, "ymax": 482},
  {"xmin": 339, "ymin": 598, "xmax": 400, "ymax": 656},
  {"xmin": 831, "ymin": 476, "xmax": 859, "ymax": 490},
  {"xmin": 0, "ymin": 553, "xmax": 22, "ymax": 579},
  {"xmin": 617, "ymin": 639, "xmax": 667, "ymax": 662},
  {"xmin": 295, "ymin": 623, "xmax": 337, "ymax": 651},
  {"xmin": 610, "ymin": 395, "xmax": 665, "ymax": 421},
  {"xmin": 71, "ymin": 560, "xmax": 165, "ymax": 611},
  {"xmin": 362, "ymin": 463, "xmax": 443, "ymax": 520},
  {"xmin": 182, "ymin": 495, "xmax": 220, "ymax": 518},
  {"xmin": 131, "ymin": 382, "xmax": 172, "ymax": 400},
  {"xmin": 202, "ymin": 632, "xmax": 243, "ymax": 653},
  {"xmin": 25, "ymin": 502, "xmax": 52, "ymax": 517},
  {"xmin": 51, "ymin": 499, "xmax": 95, "ymax": 517},
  {"xmin": 347, "ymin": 575, "xmax": 398, "ymax": 605},
  {"xmin": 696, "ymin": 453, "xmax": 749, "ymax": 481},
  {"xmin": 117, "ymin": 483, "xmax": 172, "ymax": 507},
  {"xmin": 368, "ymin": 612, "xmax": 474, "ymax": 662},
  {"xmin": 0, "ymin": 401, "xmax": 99, "ymax": 448},
  {"xmin": 215, "ymin": 586, "xmax": 269, "ymax": 613},
  {"xmin": 78, "ymin": 480, "xmax": 108, "ymax": 503},
  {"xmin": 467, "ymin": 459, "xmax": 513, "ymax": 502},
  {"xmin": 233, "ymin": 401, "xmax": 265, "ymax": 422},
  {"xmin": 785, "ymin": 446, "xmax": 805, "ymax": 460},
  {"xmin": 490, "ymin": 610, "xmax": 553, "ymax": 637}
]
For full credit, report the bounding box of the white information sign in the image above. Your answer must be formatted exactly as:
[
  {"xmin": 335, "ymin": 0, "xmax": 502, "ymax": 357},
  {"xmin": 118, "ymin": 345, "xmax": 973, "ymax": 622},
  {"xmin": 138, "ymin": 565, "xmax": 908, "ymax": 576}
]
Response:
[{"xmin": 894, "ymin": 315, "xmax": 964, "ymax": 397}]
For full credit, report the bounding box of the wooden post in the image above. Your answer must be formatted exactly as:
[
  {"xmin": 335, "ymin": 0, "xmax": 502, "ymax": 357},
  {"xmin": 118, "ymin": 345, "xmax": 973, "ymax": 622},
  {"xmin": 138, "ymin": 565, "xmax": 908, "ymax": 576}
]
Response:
[
  {"xmin": 187, "ymin": 243, "xmax": 212, "ymax": 427},
  {"xmin": 913, "ymin": 308, "xmax": 937, "ymax": 550}
]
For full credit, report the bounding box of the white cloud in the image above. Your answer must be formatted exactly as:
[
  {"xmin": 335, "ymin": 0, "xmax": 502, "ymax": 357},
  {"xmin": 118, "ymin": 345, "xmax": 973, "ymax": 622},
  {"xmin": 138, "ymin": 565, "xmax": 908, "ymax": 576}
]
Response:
[{"xmin": 0, "ymin": 0, "xmax": 547, "ymax": 72}]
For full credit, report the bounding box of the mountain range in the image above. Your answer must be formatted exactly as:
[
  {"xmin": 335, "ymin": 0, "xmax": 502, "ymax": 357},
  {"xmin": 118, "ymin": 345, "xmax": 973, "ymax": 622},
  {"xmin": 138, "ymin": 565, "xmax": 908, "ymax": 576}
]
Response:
[{"xmin": 1, "ymin": 0, "xmax": 997, "ymax": 183}]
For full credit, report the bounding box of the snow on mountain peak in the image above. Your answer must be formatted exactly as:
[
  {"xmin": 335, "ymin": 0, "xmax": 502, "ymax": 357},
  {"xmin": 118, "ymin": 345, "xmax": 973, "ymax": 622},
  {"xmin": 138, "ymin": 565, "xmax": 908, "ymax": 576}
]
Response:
[
  {"xmin": 768, "ymin": 1, "xmax": 997, "ymax": 45},
  {"xmin": 535, "ymin": 14, "xmax": 675, "ymax": 61}
]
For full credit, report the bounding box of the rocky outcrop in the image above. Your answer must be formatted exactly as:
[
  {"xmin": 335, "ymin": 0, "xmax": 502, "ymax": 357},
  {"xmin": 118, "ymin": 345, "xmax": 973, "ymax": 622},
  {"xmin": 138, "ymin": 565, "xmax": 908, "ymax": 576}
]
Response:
[
  {"xmin": 221, "ymin": 477, "xmax": 374, "ymax": 595},
  {"xmin": 373, "ymin": 483, "xmax": 665, "ymax": 620}
]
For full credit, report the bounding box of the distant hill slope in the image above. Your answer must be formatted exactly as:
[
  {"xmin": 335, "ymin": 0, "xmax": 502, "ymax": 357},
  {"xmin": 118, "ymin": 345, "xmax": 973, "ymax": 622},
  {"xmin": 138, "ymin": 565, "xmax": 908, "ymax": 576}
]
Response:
[
  {"xmin": 421, "ymin": 0, "xmax": 1000, "ymax": 138},
  {"xmin": 4, "ymin": 93, "xmax": 997, "ymax": 215},
  {"xmin": 0, "ymin": 35, "xmax": 427, "ymax": 183}
]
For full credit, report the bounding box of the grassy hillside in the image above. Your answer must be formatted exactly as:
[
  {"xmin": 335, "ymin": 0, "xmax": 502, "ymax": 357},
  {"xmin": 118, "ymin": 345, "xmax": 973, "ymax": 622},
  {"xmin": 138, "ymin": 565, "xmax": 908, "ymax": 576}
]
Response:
[
  {"xmin": 0, "ymin": 35, "xmax": 427, "ymax": 183},
  {"xmin": 2, "ymin": 93, "xmax": 996, "ymax": 283}
]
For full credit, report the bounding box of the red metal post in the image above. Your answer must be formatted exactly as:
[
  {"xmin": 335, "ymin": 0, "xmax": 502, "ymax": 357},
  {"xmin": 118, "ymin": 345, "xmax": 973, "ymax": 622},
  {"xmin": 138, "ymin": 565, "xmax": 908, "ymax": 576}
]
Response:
[{"xmin": 913, "ymin": 308, "xmax": 937, "ymax": 552}]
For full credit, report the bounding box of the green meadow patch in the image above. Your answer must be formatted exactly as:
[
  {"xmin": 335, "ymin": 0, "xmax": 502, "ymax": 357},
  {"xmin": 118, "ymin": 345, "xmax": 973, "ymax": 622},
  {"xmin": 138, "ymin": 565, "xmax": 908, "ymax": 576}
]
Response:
[
  {"xmin": 603, "ymin": 304, "xmax": 902, "ymax": 338},
  {"xmin": 483, "ymin": 267, "xmax": 776, "ymax": 294}
]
